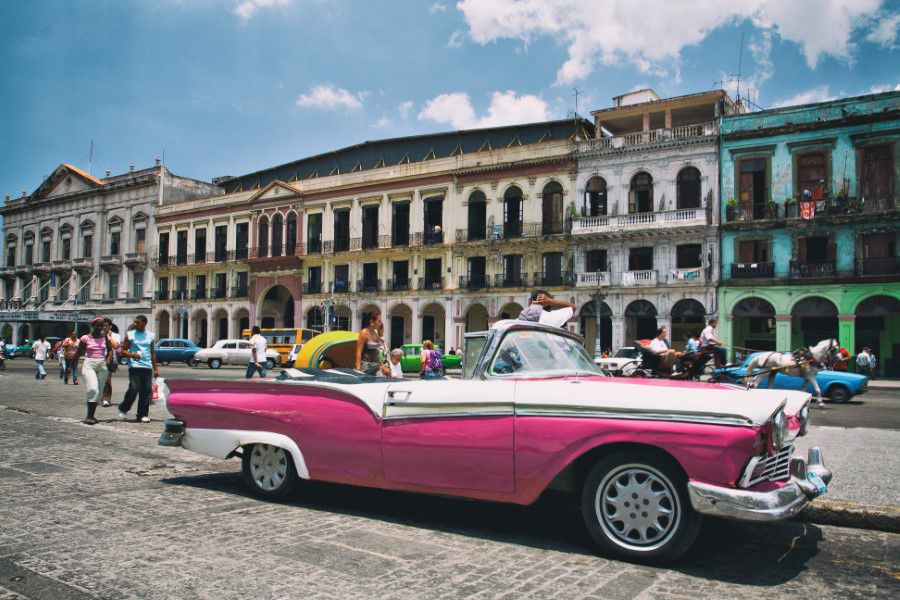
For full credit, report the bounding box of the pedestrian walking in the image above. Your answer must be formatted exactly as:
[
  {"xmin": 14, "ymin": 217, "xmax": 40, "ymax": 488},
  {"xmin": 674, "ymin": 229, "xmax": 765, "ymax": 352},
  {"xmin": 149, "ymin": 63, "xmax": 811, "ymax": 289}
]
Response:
[
  {"xmin": 420, "ymin": 340, "xmax": 445, "ymax": 379},
  {"xmin": 117, "ymin": 315, "xmax": 157, "ymax": 423},
  {"xmin": 245, "ymin": 325, "xmax": 268, "ymax": 379},
  {"xmin": 62, "ymin": 332, "xmax": 79, "ymax": 384},
  {"xmin": 354, "ymin": 311, "xmax": 386, "ymax": 376},
  {"xmin": 75, "ymin": 317, "xmax": 114, "ymax": 425},
  {"xmin": 32, "ymin": 336, "xmax": 51, "ymax": 379},
  {"xmin": 388, "ymin": 348, "xmax": 404, "ymax": 379},
  {"xmin": 100, "ymin": 319, "xmax": 120, "ymax": 407}
]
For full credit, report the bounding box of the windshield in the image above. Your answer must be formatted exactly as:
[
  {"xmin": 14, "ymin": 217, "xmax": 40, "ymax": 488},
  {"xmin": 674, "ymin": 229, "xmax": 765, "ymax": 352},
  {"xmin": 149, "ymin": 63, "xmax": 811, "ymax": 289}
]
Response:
[
  {"xmin": 462, "ymin": 336, "xmax": 486, "ymax": 379},
  {"xmin": 615, "ymin": 348, "xmax": 640, "ymax": 359},
  {"xmin": 490, "ymin": 330, "xmax": 603, "ymax": 376}
]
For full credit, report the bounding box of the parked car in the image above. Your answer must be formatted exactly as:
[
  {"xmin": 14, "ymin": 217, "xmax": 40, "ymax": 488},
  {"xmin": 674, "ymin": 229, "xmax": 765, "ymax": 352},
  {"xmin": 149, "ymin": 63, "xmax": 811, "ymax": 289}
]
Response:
[
  {"xmin": 192, "ymin": 339, "xmax": 281, "ymax": 369},
  {"xmin": 158, "ymin": 320, "xmax": 830, "ymax": 561},
  {"xmin": 596, "ymin": 346, "xmax": 643, "ymax": 376},
  {"xmin": 5, "ymin": 340, "xmax": 33, "ymax": 359},
  {"xmin": 286, "ymin": 343, "xmax": 303, "ymax": 366},
  {"xmin": 714, "ymin": 353, "xmax": 868, "ymax": 403},
  {"xmin": 155, "ymin": 338, "xmax": 202, "ymax": 367},
  {"xmin": 398, "ymin": 343, "xmax": 462, "ymax": 372}
]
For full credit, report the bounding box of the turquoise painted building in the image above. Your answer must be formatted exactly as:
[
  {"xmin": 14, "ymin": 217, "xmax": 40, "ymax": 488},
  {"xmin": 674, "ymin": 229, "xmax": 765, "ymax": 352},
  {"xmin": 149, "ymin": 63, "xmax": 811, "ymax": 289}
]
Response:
[{"xmin": 718, "ymin": 91, "xmax": 900, "ymax": 377}]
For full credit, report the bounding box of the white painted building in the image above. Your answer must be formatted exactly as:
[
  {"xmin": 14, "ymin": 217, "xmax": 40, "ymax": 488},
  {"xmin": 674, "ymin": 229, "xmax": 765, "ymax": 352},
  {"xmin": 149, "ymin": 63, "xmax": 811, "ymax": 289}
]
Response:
[{"xmin": 0, "ymin": 161, "xmax": 219, "ymax": 343}]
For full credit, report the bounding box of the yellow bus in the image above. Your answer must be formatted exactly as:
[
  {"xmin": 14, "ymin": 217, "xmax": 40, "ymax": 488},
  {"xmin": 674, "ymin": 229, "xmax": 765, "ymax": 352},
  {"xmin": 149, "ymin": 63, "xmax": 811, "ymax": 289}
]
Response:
[{"xmin": 241, "ymin": 328, "xmax": 319, "ymax": 363}]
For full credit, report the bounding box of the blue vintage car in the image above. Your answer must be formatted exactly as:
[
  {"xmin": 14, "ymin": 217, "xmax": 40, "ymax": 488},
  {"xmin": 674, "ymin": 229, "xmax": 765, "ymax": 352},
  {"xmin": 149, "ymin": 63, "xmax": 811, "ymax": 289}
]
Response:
[
  {"xmin": 155, "ymin": 338, "xmax": 201, "ymax": 366},
  {"xmin": 714, "ymin": 353, "xmax": 868, "ymax": 403}
]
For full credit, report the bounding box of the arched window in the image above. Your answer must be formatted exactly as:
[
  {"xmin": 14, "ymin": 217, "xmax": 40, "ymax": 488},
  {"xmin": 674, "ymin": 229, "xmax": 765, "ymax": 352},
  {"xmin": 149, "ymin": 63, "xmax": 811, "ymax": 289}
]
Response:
[
  {"xmin": 503, "ymin": 186, "xmax": 523, "ymax": 238},
  {"xmin": 629, "ymin": 172, "xmax": 653, "ymax": 214},
  {"xmin": 257, "ymin": 217, "xmax": 269, "ymax": 257},
  {"xmin": 585, "ymin": 177, "xmax": 607, "ymax": 216},
  {"xmin": 541, "ymin": 181, "xmax": 564, "ymax": 235},
  {"xmin": 467, "ymin": 190, "xmax": 487, "ymax": 241},
  {"xmin": 676, "ymin": 167, "xmax": 701, "ymax": 209},
  {"xmin": 271, "ymin": 214, "xmax": 283, "ymax": 256},
  {"xmin": 285, "ymin": 213, "xmax": 297, "ymax": 255}
]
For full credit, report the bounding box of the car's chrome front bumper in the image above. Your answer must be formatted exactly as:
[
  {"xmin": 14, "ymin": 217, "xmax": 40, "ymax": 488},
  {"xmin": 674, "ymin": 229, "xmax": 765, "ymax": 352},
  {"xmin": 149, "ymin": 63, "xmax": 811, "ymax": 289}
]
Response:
[{"xmin": 688, "ymin": 447, "xmax": 831, "ymax": 522}]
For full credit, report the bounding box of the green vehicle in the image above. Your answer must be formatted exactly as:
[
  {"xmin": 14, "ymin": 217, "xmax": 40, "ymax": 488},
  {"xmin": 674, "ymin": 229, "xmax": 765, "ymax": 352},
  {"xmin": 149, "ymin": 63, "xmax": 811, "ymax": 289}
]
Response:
[{"xmin": 399, "ymin": 343, "xmax": 461, "ymax": 373}]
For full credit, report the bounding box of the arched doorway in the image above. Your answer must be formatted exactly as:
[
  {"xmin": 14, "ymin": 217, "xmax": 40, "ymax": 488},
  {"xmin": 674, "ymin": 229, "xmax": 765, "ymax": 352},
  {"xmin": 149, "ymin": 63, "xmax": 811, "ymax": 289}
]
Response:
[
  {"xmin": 625, "ymin": 300, "xmax": 657, "ymax": 342},
  {"xmin": 421, "ymin": 303, "xmax": 446, "ymax": 347},
  {"xmin": 580, "ymin": 301, "xmax": 611, "ymax": 355},
  {"xmin": 541, "ymin": 181, "xmax": 564, "ymax": 235},
  {"xmin": 855, "ymin": 295, "xmax": 900, "ymax": 377},
  {"xmin": 671, "ymin": 299, "xmax": 706, "ymax": 350},
  {"xmin": 18, "ymin": 323, "xmax": 30, "ymax": 344},
  {"xmin": 389, "ymin": 303, "xmax": 412, "ymax": 349},
  {"xmin": 157, "ymin": 310, "xmax": 170, "ymax": 339},
  {"xmin": 732, "ymin": 297, "xmax": 776, "ymax": 352},
  {"xmin": 258, "ymin": 285, "xmax": 294, "ymax": 328},
  {"xmin": 791, "ymin": 297, "xmax": 838, "ymax": 348},
  {"xmin": 503, "ymin": 186, "xmax": 523, "ymax": 238},
  {"xmin": 676, "ymin": 167, "xmax": 701, "ymax": 209},
  {"xmin": 467, "ymin": 190, "xmax": 487, "ymax": 241},
  {"xmin": 498, "ymin": 302, "xmax": 523, "ymax": 320},
  {"xmin": 465, "ymin": 303, "xmax": 488, "ymax": 332},
  {"xmin": 191, "ymin": 309, "xmax": 208, "ymax": 347},
  {"xmin": 0, "ymin": 323, "xmax": 12, "ymax": 343},
  {"xmin": 306, "ymin": 306, "xmax": 324, "ymax": 332},
  {"xmin": 212, "ymin": 308, "xmax": 229, "ymax": 343},
  {"xmin": 585, "ymin": 176, "xmax": 607, "ymax": 216},
  {"xmin": 629, "ymin": 172, "xmax": 653, "ymax": 213},
  {"xmin": 231, "ymin": 308, "xmax": 249, "ymax": 338}
]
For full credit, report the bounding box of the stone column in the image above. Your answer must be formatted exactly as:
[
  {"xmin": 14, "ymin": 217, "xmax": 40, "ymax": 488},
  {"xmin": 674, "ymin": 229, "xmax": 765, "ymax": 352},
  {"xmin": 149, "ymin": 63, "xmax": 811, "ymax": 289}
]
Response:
[
  {"xmin": 775, "ymin": 314, "xmax": 792, "ymax": 352},
  {"xmin": 611, "ymin": 316, "xmax": 626, "ymax": 352},
  {"xmin": 838, "ymin": 314, "xmax": 855, "ymax": 356},
  {"xmin": 444, "ymin": 298, "xmax": 455, "ymax": 351},
  {"xmin": 411, "ymin": 304, "xmax": 422, "ymax": 344}
]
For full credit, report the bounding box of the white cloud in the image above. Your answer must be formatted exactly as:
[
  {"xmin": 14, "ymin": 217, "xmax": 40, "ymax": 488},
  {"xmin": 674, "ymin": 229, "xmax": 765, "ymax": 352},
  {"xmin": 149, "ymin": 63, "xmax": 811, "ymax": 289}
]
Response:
[
  {"xmin": 418, "ymin": 90, "xmax": 549, "ymax": 129},
  {"xmin": 456, "ymin": 0, "xmax": 885, "ymax": 85},
  {"xmin": 398, "ymin": 100, "xmax": 414, "ymax": 119},
  {"xmin": 868, "ymin": 83, "xmax": 900, "ymax": 93},
  {"xmin": 234, "ymin": 0, "xmax": 292, "ymax": 21},
  {"xmin": 866, "ymin": 12, "xmax": 900, "ymax": 47},
  {"xmin": 771, "ymin": 85, "xmax": 836, "ymax": 108},
  {"xmin": 374, "ymin": 116, "xmax": 392, "ymax": 128},
  {"xmin": 296, "ymin": 84, "xmax": 364, "ymax": 110},
  {"xmin": 429, "ymin": 2, "xmax": 447, "ymax": 14},
  {"xmin": 446, "ymin": 30, "xmax": 465, "ymax": 48}
]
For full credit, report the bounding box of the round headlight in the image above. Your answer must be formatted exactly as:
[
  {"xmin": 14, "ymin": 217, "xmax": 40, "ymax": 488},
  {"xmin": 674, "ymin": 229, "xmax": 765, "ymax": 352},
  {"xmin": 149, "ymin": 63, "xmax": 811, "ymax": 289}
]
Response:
[{"xmin": 771, "ymin": 410, "xmax": 789, "ymax": 449}]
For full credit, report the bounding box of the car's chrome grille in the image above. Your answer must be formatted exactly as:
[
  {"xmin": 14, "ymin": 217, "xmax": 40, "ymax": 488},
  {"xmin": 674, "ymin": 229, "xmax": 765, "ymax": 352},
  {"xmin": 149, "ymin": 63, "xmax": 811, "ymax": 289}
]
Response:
[{"xmin": 748, "ymin": 444, "xmax": 793, "ymax": 486}]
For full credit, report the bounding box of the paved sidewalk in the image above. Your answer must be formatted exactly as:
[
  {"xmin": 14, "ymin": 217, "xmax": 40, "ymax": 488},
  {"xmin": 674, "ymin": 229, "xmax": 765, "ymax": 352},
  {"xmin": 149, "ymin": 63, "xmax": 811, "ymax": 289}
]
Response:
[{"xmin": 867, "ymin": 379, "xmax": 900, "ymax": 390}]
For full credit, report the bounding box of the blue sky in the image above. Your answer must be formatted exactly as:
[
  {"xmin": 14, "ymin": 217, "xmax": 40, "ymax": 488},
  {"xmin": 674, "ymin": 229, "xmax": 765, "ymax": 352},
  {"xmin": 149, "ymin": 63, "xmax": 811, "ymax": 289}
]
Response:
[{"xmin": 1, "ymin": 0, "xmax": 898, "ymax": 201}]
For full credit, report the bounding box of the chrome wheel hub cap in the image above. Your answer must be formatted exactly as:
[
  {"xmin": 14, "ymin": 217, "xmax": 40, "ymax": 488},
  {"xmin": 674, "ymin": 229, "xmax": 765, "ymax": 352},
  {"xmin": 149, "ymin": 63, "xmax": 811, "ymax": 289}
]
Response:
[
  {"xmin": 249, "ymin": 444, "xmax": 288, "ymax": 492},
  {"xmin": 596, "ymin": 465, "xmax": 680, "ymax": 550}
]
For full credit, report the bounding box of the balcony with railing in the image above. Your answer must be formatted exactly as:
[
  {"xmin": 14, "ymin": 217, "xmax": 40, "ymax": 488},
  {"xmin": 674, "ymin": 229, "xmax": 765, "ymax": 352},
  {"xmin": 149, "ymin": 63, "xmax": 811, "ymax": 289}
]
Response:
[
  {"xmin": 306, "ymin": 239, "xmax": 322, "ymax": 255},
  {"xmin": 533, "ymin": 271, "xmax": 572, "ymax": 287},
  {"xmin": 303, "ymin": 281, "xmax": 323, "ymax": 295},
  {"xmin": 726, "ymin": 195, "xmax": 898, "ymax": 226},
  {"xmin": 418, "ymin": 276, "xmax": 444, "ymax": 291},
  {"xmin": 730, "ymin": 262, "xmax": 775, "ymax": 279},
  {"xmin": 99, "ymin": 255, "xmax": 122, "ymax": 271},
  {"xmin": 0, "ymin": 265, "xmax": 14, "ymax": 278},
  {"xmin": 573, "ymin": 207, "xmax": 707, "ymax": 235},
  {"xmin": 855, "ymin": 256, "xmax": 899, "ymax": 277},
  {"xmin": 233, "ymin": 285, "xmax": 249, "ymax": 298},
  {"xmin": 386, "ymin": 278, "xmax": 411, "ymax": 292},
  {"xmin": 72, "ymin": 257, "xmax": 93, "ymax": 273},
  {"xmin": 235, "ymin": 247, "xmax": 249, "ymax": 260},
  {"xmin": 668, "ymin": 267, "xmax": 705, "ymax": 284},
  {"xmin": 211, "ymin": 286, "xmax": 228, "ymax": 299},
  {"xmin": 495, "ymin": 273, "xmax": 528, "ymax": 288},
  {"xmin": 190, "ymin": 288, "xmax": 207, "ymax": 300},
  {"xmin": 575, "ymin": 271, "xmax": 611, "ymax": 288},
  {"xmin": 51, "ymin": 259, "xmax": 73, "ymax": 272},
  {"xmin": 621, "ymin": 270, "xmax": 657, "ymax": 286},
  {"xmin": 459, "ymin": 275, "xmax": 490, "ymax": 291},
  {"xmin": 357, "ymin": 279, "xmax": 380, "ymax": 293},
  {"xmin": 789, "ymin": 260, "xmax": 836, "ymax": 279},
  {"xmin": 13, "ymin": 263, "xmax": 32, "ymax": 276},
  {"xmin": 579, "ymin": 121, "xmax": 718, "ymax": 155},
  {"xmin": 123, "ymin": 252, "xmax": 148, "ymax": 269},
  {"xmin": 31, "ymin": 261, "xmax": 52, "ymax": 274}
]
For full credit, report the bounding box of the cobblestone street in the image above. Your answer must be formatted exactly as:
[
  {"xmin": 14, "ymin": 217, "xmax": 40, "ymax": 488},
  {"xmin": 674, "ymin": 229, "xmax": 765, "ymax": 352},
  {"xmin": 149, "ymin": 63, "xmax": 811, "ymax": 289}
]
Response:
[{"xmin": 0, "ymin": 362, "xmax": 898, "ymax": 599}]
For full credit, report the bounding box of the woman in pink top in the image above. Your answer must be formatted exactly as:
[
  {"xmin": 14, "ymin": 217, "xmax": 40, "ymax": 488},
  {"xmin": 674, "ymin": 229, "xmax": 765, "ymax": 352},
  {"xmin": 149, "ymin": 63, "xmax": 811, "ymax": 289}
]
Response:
[{"xmin": 75, "ymin": 316, "xmax": 114, "ymax": 425}]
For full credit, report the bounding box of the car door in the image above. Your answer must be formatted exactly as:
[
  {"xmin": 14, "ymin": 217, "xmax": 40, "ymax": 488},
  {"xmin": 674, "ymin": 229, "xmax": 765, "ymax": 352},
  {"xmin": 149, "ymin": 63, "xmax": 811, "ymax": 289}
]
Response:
[
  {"xmin": 381, "ymin": 380, "xmax": 516, "ymax": 493},
  {"xmin": 401, "ymin": 345, "xmax": 420, "ymax": 372},
  {"xmin": 220, "ymin": 342, "xmax": 236, "ymax": 363},
  {"xmin": 156, "ymin": 341, "xmax": 171, "ymax": 362},
  {"xmin": 235, "ymin": 341, "xmax": 253, "ymax": 365}
]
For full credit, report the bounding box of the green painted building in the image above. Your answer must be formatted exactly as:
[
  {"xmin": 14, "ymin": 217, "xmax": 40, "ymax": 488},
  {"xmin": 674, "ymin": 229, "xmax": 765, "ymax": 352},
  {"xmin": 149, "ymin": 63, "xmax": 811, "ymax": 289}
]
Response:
[{"xmin": 718, "ymin": 91, "xmax": 900, "ymax": 376}]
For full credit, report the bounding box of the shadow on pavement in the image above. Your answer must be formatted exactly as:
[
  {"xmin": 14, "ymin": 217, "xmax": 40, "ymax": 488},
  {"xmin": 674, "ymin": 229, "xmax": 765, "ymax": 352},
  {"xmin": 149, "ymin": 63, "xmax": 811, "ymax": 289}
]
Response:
[{"xmin": 162, "ymin": 470, "xmax": 821, "ymax": 585}]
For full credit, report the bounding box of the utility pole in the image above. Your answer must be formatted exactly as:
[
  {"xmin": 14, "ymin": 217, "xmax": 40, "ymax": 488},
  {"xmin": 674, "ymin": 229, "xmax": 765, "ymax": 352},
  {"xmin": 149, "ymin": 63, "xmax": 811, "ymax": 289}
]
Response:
[{"xmin": 591, "ymin": 288, "xmax": 605, "ymax": 359}]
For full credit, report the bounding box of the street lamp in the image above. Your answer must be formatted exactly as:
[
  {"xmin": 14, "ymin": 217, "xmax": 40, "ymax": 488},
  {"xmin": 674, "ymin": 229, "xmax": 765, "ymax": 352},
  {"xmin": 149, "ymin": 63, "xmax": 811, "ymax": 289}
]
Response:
[{"xmin": 590, "ymin": 288, "xmax": 605, "ymax": 359}]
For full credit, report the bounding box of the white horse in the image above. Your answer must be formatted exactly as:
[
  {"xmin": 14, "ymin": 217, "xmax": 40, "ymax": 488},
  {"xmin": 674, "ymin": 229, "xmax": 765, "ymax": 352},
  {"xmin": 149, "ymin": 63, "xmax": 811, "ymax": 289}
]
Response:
[{"xmin": 746, "ymin": 339, "xmax": 843, "ymax": 407}]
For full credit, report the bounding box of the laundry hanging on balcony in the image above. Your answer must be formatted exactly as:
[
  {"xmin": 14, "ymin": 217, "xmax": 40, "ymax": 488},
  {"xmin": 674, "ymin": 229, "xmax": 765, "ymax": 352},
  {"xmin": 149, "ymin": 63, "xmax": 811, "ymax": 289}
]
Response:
[
  {"xmin": 670, "ymin": 267, "xmax": 702, "ymax": 280},
  {"xmin": 800, "ymin": 201, "xmax": 816, "ymax": 220},
  {"xmin": 621, "ymin": 271, "xmax": 636, "ymax": 286}
]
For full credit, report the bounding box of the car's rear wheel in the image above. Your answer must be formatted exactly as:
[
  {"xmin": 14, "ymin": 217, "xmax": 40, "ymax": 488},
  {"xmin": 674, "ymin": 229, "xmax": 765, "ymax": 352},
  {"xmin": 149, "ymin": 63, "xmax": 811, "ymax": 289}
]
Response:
[
  {"xmin": 828, "ymin": 384, "xmax": 850, "ymax": 403},
  {"xmin": 242, "ymin": 443, "xmax": 298, "ymax": 500},
  {"xmin": 187, "ymin": 357, "xmax": 199, "ymax": 367},
  {"xmin": 159, "ymin": 360, "xmax": 170, "ymax": 367},
  {"xmin": 581, "ymin": 450, "xmax": 700, "ymax": 562},
  {"xmin": 208, "ymin": 358, "xmax": 221, "ymax": 369}
]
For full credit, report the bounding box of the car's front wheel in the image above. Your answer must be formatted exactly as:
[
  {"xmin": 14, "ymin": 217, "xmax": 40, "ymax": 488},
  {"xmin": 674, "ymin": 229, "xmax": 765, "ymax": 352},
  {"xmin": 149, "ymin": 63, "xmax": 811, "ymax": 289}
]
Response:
[
  {"xmin": 581, "ymin": 450, "xmax": 700, "ymax": 562},
  {"xmin": 159, "ymin": 360, "xmax": 170, "ymax": 367},
  {"xmin": 828, "ymin": 384, "xmax": 850, "ymax": 403},
  {"xmin": 242, "ymin": 443, "xmax": 299, "ymax": 500},
  {"xmin": 208, "ymin": 358, "xmax": 222, "ymax": 369},
  {"xmin": 186, "ymin": 357, "xmax": 199, "ymax": 367}
]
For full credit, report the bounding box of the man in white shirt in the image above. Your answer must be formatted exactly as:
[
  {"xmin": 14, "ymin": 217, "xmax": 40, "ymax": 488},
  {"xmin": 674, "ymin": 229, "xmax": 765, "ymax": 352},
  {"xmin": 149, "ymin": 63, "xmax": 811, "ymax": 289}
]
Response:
[
  {"xmin": 700, "ymin": 318, "xmax": 726, "ymax": 367},
  {"xmin": 32, "ymin": 336, "xmax": 52, "ymax": 380},
  {"xmin": 648, "ymin": 328, "xmax": 679, "ymax": 373},
  {"xmin": 856, "ymin": 347, "xmax": 873, "ymax": 377},
  {"xmin": 388, "ymin": 348, "xmax": 404, "ymax": 378},
  {"xmin": 246, "ymin": 326, "xmax": 268, "ymax": 379}
]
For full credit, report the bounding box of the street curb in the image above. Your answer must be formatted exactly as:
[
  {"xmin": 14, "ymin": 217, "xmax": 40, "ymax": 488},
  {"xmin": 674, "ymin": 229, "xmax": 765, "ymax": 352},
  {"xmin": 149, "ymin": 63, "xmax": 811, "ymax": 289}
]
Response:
[{"xmin": 800, "ymin": 499, "xmax": 900, "ymax": 533}]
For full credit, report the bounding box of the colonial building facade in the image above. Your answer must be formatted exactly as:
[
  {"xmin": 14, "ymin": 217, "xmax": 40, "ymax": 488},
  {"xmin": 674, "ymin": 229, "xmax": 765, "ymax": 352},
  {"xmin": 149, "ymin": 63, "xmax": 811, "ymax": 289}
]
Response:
[
  {"xmin": 572, "ymin": 89, "xmax": 741, "ymax": 352},
  {"xmin": 0, "ymin": 162, "xmax": 218, "ymax": 343},
  {"xmin": 153, "ymin": 119, "xmax": 592, "ymax": 351},
  {"xmin": 719, "ymin": 91, "xmax": 900, "ymax": 376}
]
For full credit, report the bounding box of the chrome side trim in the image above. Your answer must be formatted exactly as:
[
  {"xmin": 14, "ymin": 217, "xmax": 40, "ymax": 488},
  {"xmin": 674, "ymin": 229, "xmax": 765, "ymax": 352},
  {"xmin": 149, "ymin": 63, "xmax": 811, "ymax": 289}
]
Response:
[
  {"xmin": 383, "ymin": 401, "xmax": 514, "ymax": 421},
  {"xmin": 515, "ymin": 404, "xmax": 755, "ymax": 427}
]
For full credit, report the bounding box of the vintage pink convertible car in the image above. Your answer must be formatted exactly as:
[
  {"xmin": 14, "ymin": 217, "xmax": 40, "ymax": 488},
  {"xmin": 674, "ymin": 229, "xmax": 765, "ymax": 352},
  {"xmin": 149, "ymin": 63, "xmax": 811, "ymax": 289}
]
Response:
[{"xmin": 158, "ymin": 320, "xmax": 831, "ymax": 561}]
